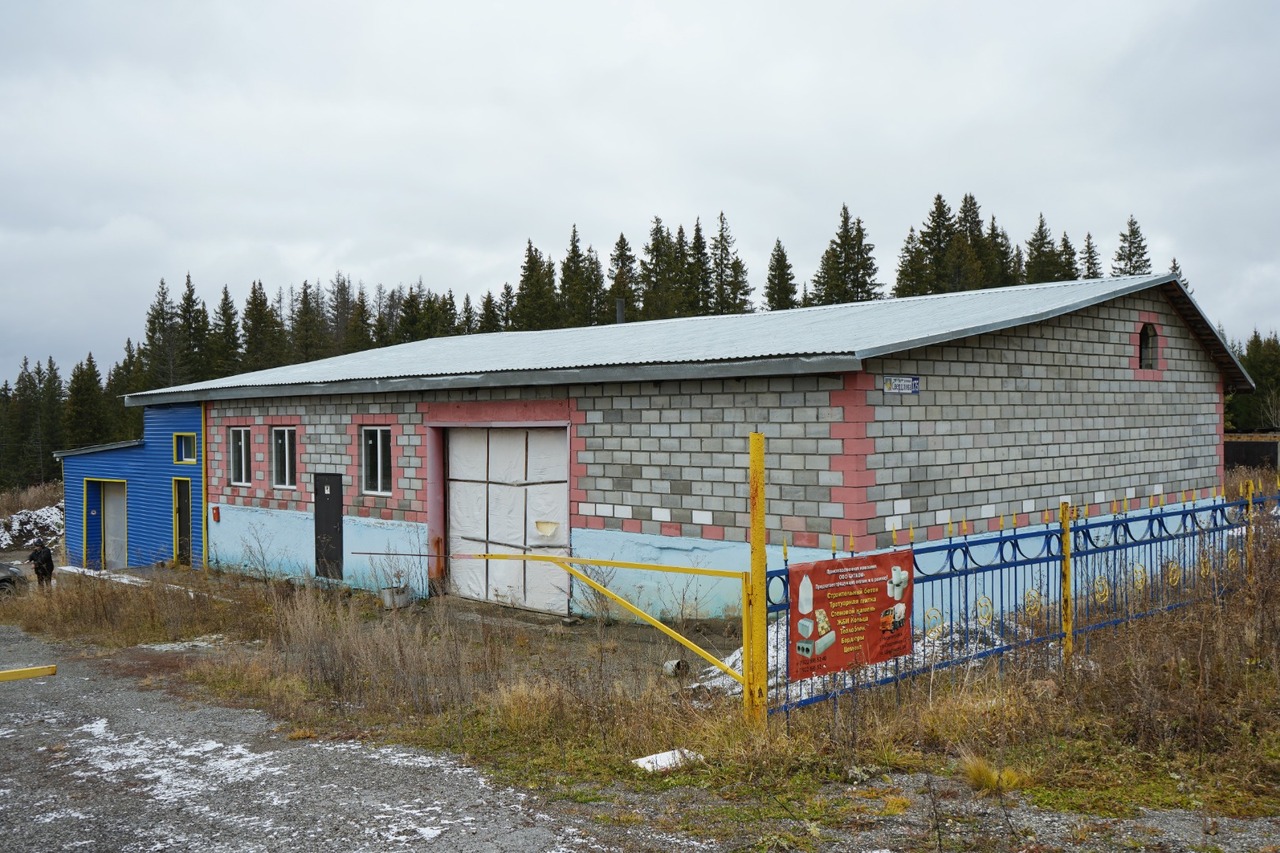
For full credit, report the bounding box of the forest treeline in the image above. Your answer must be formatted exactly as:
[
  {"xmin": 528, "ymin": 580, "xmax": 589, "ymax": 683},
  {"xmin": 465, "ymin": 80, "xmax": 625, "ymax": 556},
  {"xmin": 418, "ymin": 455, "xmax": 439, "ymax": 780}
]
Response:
[{"xmin": 1, "ymin": 193, "xmax": 1276, "ymax": 489}]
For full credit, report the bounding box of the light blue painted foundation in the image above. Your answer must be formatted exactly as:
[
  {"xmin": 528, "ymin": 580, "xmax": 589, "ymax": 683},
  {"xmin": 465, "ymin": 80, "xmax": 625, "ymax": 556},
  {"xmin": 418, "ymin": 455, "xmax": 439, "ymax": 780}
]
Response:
[{"xmin": 207, "ymin": 505, "xmax": 433, "ymax": 598}]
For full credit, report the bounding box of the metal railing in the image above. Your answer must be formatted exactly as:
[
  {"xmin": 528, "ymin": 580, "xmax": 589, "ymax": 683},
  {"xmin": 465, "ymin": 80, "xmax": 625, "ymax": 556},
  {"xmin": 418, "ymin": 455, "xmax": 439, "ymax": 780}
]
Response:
[{"xmin": 766, "ymin": 484, "xmax": 1276, "ymax": 716}]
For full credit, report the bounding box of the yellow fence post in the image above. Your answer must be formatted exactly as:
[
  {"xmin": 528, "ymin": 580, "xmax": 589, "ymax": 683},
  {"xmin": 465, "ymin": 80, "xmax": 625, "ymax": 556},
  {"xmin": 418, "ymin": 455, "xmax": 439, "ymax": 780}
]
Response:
[
  {"xmin": 1059, "ymin": 501, "xmax": 1073, "ymax": 665},
  {"xmin": 744, "ymin": 431, "xmax": 768, "ymax": 729},
  {"xmin": 1246, "ymin": 479, "xmax": 1256, "ymax": 584}
]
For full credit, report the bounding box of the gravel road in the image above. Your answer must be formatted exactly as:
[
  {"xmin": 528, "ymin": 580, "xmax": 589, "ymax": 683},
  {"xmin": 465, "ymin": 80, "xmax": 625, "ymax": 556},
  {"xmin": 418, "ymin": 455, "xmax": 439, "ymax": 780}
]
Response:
[
  {"xmin": 0, "ymin": 625, "xmax": 698, "ymax": 852},
  {"xmin": 4, "ymin": 621, "xmax": 1279, "ymax": 852}
]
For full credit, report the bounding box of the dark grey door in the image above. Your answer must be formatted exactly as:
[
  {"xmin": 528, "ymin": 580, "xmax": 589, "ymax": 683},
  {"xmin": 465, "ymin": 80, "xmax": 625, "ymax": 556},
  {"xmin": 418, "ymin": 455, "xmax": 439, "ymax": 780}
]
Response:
[
  {"xmin": 173, "ymin": 479, "xmax": 191, "ymax": 566},
  {"xmin": 314, "ymin": 473, "xmax": 344, "ymax": 580}
]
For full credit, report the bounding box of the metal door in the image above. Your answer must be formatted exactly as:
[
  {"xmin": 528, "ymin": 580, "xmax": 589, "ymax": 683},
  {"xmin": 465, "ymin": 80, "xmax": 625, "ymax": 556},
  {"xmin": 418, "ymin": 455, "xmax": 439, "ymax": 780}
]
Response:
[
  {"xmin": 102, "ymin": 482, "xmax": 127, "ymax": 570},
  {"xmin": 173, "ymin": 479, "xmax": 191, "ymax": 566},
  {"xmin": 446, "ymin": 427, "xmax": 569, "ymax": 613},
  {"xmin": 314, "ymin": 473, "xmax": 344, "ymax": 580}
]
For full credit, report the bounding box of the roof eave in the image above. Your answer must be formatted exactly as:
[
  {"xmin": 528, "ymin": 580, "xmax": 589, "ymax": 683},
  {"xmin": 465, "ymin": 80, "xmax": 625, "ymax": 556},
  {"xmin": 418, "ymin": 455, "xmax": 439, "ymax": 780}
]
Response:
[
  {"xmin": 125, "ymin": 354, "xmax": 865, "ymax": 407},
  {"xmin": 52, "ymin": 439, "xmax": 145, "ymax": 459}
]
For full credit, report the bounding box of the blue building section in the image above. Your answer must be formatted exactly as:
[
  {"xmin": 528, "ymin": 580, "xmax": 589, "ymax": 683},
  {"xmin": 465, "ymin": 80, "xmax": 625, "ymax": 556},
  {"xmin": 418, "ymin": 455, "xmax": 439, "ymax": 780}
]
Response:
[{"xmin": 54, "ymin": 404, "xmax": 204, "ymax": 570}]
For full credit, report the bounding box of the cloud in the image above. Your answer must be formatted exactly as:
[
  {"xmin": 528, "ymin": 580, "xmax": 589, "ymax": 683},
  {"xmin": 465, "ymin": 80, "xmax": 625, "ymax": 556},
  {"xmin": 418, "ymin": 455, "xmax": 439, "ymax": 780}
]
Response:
[{"xmin": 0, "ymin": 0, "xmax": 1277, "ymax": 376}]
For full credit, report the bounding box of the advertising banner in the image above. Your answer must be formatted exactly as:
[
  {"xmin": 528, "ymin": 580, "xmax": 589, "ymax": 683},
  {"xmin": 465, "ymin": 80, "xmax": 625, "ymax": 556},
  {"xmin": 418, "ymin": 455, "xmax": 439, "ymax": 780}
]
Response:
[{"xmin": 787, "ymin": 549, "xmax": 914, "ymax": 682}]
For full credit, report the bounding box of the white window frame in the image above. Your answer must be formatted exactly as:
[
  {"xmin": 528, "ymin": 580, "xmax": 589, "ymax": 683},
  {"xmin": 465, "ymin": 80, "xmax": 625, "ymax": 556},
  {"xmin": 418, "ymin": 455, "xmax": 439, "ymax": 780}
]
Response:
[
  {"xmin": 362, "ymin": 426, "xmax": 393, "ymax": 495},
  {"xmin": 174, "ymin": 433, "xmax": 197, "ymax": 464},
  {"xmin": 272, "ymin": 427, "xmax": 297, "ymax": 489},
  {"xmin": 229, "ymin": 427, "xmax": 252, "ymax": 486}
]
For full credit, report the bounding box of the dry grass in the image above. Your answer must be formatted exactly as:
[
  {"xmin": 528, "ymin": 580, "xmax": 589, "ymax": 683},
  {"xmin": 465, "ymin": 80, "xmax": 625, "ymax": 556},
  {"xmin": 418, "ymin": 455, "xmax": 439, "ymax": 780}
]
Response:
[
  {"xmin": 0, "ymin": 482, "xmax": 63, "ymax": 517},
  {"xmin": 0, "ymin": 568, "xmax": 274, "ymax": 647},
  {"xmin": 3, "ymin": 474, "xmax": 1280, "ymax": 831}
]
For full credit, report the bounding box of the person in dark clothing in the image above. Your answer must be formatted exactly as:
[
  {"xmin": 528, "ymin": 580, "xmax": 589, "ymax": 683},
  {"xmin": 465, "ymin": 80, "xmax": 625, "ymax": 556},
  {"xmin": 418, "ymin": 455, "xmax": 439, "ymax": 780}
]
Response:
[{"xmin": 26, "ymin": 539, "xmax": 54, "ymax": 589}]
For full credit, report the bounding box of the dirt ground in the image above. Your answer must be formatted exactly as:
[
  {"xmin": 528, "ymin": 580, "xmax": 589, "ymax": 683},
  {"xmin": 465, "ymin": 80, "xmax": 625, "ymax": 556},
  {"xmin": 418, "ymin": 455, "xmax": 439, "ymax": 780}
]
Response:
[{"xmin": 4, "ymin": 562, "xmax": 1280, "ymax": 851}]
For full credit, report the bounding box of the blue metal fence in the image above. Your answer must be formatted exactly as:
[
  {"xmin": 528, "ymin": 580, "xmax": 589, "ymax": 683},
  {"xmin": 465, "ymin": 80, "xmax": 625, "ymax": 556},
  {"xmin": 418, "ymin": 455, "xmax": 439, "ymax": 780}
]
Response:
[{"xmin": 765, "ymin": 490, "xmax": 1275, "ymax": 715}]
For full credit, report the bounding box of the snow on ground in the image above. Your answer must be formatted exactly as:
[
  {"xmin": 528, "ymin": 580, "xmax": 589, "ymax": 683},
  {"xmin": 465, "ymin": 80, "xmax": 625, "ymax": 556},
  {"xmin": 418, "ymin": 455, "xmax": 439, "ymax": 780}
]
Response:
[{"xmin": 0, "ymin": 502, "xmax": 64, "ymax": 550}]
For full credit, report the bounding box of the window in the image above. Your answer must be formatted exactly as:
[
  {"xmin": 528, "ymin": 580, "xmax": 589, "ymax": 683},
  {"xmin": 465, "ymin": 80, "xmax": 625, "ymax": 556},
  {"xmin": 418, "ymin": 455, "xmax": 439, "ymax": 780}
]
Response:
[
  {"xmin": 272, "ymin": 427, "xmax": 297, "ymax": 488},
  {"xmin": 174, "ymin": 433, "xmax": 197, "ymax": 464},
  {"xmin": 1139, "ymin": 323, "xmax": 1158, "ymax": 370},
  {"xmin": 229, "ymin": 427, "xmax": 252, "ymax": 486},
  {"xmin": 362, "ymin": 426, "xmax": 393, "ymax": 494}
]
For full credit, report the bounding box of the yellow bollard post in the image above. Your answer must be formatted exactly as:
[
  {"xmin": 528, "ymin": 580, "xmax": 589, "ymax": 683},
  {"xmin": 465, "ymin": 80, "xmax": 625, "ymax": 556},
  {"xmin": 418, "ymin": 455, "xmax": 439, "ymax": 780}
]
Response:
[
  {"xmin": 745, "ymin": 432, "xmax": 768, "ymax": 729},
  {"xmin": 1060, "ymin": 501, "xmax": 1073, "ymax": 665},
  {"xmin": 1246, "ymin": 479, "xmax": 1256, "ymax": 585},
  {"xmin": 0, "ymin": 665, "xmax": 56, "ymax": 682}
]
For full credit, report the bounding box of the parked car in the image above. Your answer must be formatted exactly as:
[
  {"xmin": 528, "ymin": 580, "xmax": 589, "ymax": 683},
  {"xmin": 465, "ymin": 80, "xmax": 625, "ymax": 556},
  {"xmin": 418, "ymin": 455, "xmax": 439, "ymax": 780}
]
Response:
[{"xmin": 0, "ymin": 562, "xmax": 29, "ymax": 597}]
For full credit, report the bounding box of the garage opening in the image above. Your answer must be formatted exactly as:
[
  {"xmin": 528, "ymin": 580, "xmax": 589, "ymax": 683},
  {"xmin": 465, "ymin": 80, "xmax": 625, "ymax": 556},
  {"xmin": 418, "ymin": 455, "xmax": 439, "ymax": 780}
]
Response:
[{"xmin": 446, "ymin": 427, "xmax": 570, "ymax": 614}]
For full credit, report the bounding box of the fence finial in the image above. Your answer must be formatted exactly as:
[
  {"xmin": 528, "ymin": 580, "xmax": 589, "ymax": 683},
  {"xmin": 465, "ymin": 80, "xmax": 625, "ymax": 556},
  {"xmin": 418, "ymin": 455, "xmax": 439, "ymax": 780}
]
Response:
[{"xmin": 909, "ymin": 525, "xmax": 915, "ymax": 543}]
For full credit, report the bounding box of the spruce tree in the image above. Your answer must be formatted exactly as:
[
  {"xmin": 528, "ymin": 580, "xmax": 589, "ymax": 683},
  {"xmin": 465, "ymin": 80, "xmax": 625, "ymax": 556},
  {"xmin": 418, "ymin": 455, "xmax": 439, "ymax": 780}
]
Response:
[
  {"xmin": 64, "ymin": 353, "xmax": 109, "ymax": 449},
  {"xmin": 893, "ymin": 227, "xmax": 930, "ymax": 297},
  {"xmin": 1058, "ymin": 233, "xmax": 1079, "ymax": 280},
  {"xmin": 437, "ymin": 289, "xmax": 459, "ymax": 337},
  {"xmin": 687, "ymin": 219, "xmax": 713, "ymax": 315},
  {"xmin": 241, "ymin": 280, "xmax": 289, "ymax": 371},
  {"xmin": 583, "ymin": 247, "xmax": 609, "ymax": 326},
  {"xmin": 917, "ymin": 195, "xmax": 955, "ymax": 294},
  {"xmin": 459, "ymin": 293, "xmax": 477, "ymax": 334},
  {"xmin": 1081, "ymin": 232, "xmax": 1103, "ymax": 278},
  {"xmin": 104, "ymin": 340, "xmax": 145, "ymax": 440},
  {"xmin": 290, "ymin": 280, "xmax": 331, "ymax": 362},
  {"xmin": 670, "ymin": 225, "xmax": 692, "ymax": 316},
  {"xmin": 175, "ymin": 274, "xmax": 211, "ymax": 383},
  {"xmin": 639, "ymin": 217, "xmax": 678, "ymax": 320},
  {"xmin": 326, "ymin": 272, "xmax": 355, "ymax": 352},
  {"xmin": 1023, "ymin": 214, "xmax": 1062, "ymax": 284},
  {"xmin": 397, "ymin": 282, "xmax": 428, "ymax": 342},
  {"xmin": 6, "ymin": 358, "xmax": 64, "ymax": 484},
  {"xmin": 478, "ymin": 291, "xmax": 503, "ymax": 333},
  {"xmin": 208, "ymin": 286, "xmax": 242, "ymax": 378},
  {"xmin": 984, "ymin": 217, "xmax": 1019, "ymax": 286},
  {"xmin": 1111, "ymin": 215, "xmax": 1152, "ymax": 276},
  {"xmin": 710, "ymin": 212, "xmax": 751, "ymax": 314},
  {"xmin": 559, "ymin": 225, "xmax": 600, "ymax": 328},
  {"xmin": 511, "ymin": 241, "xmax": 560, "ymax": 331},
  {"xmin": 498, "ymin": 283, "xmax": 516, "ymax": 329},
  {"xmin": 607, "ymin": 233, "xmax": 639, "ymax": 323},
  {"xmin": 343, "ymin": 288, "xmax": 375, "ymax": 353},
  {"xmin": 947, "ymin": 193, "xmax": 989, "ymax": 291},
  {"xmin": 810, "ymin": 204, "xmax": 879, "ymax": 304},
  {"xmin": 140, "ymin": 279, "xmax": 179, "ymax": 390},
  {"xmin": 764, "ymin": 239, "xmax": 798, "ymax": 311}
]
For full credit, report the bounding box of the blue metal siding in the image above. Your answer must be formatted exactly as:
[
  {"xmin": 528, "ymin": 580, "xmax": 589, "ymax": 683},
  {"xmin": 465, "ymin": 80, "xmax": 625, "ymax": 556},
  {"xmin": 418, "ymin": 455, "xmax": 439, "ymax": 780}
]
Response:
[{"xmin": 59, "ymin": 404, "xmax": 205, "ymax": 569}]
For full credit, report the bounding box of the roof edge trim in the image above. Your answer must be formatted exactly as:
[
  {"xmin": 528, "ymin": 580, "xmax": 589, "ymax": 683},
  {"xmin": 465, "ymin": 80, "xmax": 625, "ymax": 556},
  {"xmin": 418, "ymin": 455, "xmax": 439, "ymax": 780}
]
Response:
[{"xmin": 126, "ymin": 354, "xmax": 864, "ymax": 406}]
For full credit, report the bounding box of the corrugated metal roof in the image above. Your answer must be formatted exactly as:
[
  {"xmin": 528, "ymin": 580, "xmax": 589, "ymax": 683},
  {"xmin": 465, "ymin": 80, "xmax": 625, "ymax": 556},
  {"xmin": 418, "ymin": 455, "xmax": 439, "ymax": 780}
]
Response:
[{"xmin": 128, "ymin": 274, "xmax": 1253, "ymax": 405}]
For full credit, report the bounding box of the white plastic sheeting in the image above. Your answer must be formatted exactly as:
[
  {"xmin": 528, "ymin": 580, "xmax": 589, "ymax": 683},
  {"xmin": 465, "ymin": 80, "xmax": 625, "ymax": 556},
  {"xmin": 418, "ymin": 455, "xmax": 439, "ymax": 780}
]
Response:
[{"xmin": 446, "ymin": 427, "xmax": 570, "ymax": 614}]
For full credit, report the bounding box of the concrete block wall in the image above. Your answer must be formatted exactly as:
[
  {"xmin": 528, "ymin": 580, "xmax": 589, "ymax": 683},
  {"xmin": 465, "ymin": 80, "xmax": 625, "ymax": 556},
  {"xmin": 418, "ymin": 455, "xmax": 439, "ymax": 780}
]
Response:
[
  {"xmin": 569, "ymin": 375, "xmax": 847, "ymax": 547},
  {"xmin": 207, "ymin": 394, "xmax": 433, "ymax": 523},
  {"xmin": 860, "ymin": 291, "xmax": 1224, "ymax": 545}
]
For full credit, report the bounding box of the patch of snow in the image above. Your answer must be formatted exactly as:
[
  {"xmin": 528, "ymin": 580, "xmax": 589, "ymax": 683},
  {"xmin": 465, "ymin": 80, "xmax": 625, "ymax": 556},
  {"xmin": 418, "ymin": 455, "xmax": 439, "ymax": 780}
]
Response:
[{"xmin": 0, "ymin": 502, "xmax": 64, "ymax": 550}]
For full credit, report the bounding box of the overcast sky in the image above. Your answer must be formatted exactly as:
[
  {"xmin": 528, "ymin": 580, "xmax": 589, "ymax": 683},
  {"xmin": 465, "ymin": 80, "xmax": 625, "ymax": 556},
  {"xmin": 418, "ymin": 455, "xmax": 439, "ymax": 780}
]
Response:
[{"xmin": 2, "ymin": 1, "xmax": 1278, "ymax": 381}]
